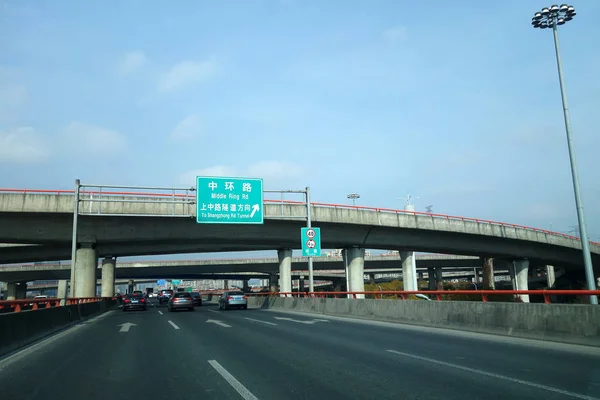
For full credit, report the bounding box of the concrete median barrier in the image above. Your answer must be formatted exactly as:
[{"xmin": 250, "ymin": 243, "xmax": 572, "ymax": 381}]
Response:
[
  {"xmin": 248, "ymin": 297, "xmax": 600, "ymax": 346},
  {"xmin": 0, "ymin": 299, "xmax": 116, "ymax": 357}
]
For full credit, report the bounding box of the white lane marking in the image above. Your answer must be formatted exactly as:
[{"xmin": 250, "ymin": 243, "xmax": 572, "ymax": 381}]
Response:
[
  {"xmin": 0, "ymin": 310, "xmax": 114, "ymax": 369},
  {"xmin": 206, "ymin": 319, "xmax": 232, "ymax": 328},
  {"xmin": 244, "ymin": 317, "xmax": 277, "ymax": 326},
  {"xmin": 273, "ymin": 316, "xmax": 329, "ymax": 325},
  {"xmin": 208, "ymin": 360, "xmax": 259, "ymax": 400},
  {"xmin": 386, "ymin": 350, "xmax": 599, "ymax": 400},
  {"xmin": 117, "ymin": 322, "xmax": 137, "ymax": 332},
  {"xmin": 207, "ymin": 309, "xmax": 220, "ymax": 313},
  {"xmin": 158, "ymin": 311, "xmax": 163, "ymax": 315},
  {"xmin": 168, "ymin": 320, "xmax": 180, "ymax": 330}
]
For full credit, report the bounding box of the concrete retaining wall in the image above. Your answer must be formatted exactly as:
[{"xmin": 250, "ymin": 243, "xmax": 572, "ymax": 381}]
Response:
[
  {"xmin": 248, "ymin": 297, "xmax": 600, "ymax": 346},
  {"xmin": 0, "ymin": 300, "xmax": 115, "ymax": 357}
]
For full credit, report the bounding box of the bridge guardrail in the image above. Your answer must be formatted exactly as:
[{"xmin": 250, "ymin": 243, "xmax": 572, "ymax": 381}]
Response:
[
  {"xmin": 0, "ymin": 188, "xmax": 598, "ymax": 246},
  {"xmin": 0, "ymin": 297, "xmax": 114, "ymax": 313},
  {"xmin": 246, "ymin": 290, "xmax": 600, "ymax": 304}
]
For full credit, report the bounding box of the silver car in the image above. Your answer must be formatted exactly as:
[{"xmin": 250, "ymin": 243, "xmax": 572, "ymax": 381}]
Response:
[
  {"xmin": 168, "ymin": 292, "xmax": 194, "ymax": 312},
  {"xmin": 219, "ymin": 291, "xmax": 247, "ymax": 310}
]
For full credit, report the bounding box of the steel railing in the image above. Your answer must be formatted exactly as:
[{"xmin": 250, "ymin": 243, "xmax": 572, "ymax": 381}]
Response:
[
  {"xmin": 0, "ymin": 296, "xmax": 114, "ymax": 313},
  {"xmin": 245, "ymin": 289, "xmax": 600, "ymax": 304}
]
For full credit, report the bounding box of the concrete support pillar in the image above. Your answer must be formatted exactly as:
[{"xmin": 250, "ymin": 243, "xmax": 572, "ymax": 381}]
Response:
[
  {"xmin": 101, "ymin": 257, "xmax": 116, "ymax": 298},
  {"xmin": 400, "ymin": 251, "xmax": 418, "ymax": 291},
  {"xmin": 6, "ymin": 282, "xmax": 17, "ymax": 300},
  {"xmin": 298, "ymin": 276, "xmax": 305, "ymax": 292},
  {"xmin": 435, "ymin": 267, "xmax": 443, "ymax": 290},
  {"xmin": 369, "ymin": 273, "xmax": 375, "ymax": 285},
  {"xmin": 344, "ymin": 247, "xmax": 365, "ymax": 299},
  {"xmin": 427, "ymin": 268, "xmax": 436, "ymax": 290},
  {"xmin": 242, "ymin": 280, "xmax": 249, "ymax": 293},
  {"xmin": 482, "ymin": 257, "xmax": 495, "ymax": 290},
  {"xmin": 57, "ymin": 280, "xmax": 68, "ymax": 299},
  {"xmin": 128, "ymin": 279, "xmax": 134, "ymax": 293},
  {"xmin": 269, "ymin": 273, "xmax": 278, "ymax": 292},
  {"xmin": 546, "ymin": 265, "xmax": 556, "ymax": 288},
  {"xmin": 74, "ymin": 245, "xmax": 97, "ymax": 298},
  {"xmin": 514, "ymin": 259, "xmax": 530, "ymax": 303},
  {"xmin": 16, "ymin": 282, "xmax": 27, "ymax": 299},
  {"xmin": 278, "ymin": 248, "xmax": 292, "ymax": 295}
]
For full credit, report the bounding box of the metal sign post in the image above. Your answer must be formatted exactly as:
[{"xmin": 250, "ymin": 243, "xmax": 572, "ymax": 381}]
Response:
[
  {"xmin": 68, "ymin": 179, "xmax": 80, "ymax": 300},
  {"xmin": 306, "ymin": 187, "xmax": 314, "ymax": 294}
]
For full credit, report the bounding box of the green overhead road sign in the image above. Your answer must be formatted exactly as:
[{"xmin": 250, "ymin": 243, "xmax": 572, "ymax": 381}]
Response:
[
  {"xmin": 171, "ymin": 280, "xmax": 181, "ymax": 285},
  {"xmin": 196, "ymin": 176, "xmax": 264, "ymax": 224},
  {"xmin": 301, "ymin": 227, "xmax": 321, "ymax": 257}
]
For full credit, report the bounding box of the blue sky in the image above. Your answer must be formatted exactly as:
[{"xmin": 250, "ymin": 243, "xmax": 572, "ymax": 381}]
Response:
[{"xmin": 1, "ymin": 0, "xmax": 600, "ymax": 262}]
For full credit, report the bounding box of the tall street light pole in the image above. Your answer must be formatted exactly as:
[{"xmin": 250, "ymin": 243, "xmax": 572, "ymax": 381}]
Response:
[
  {"xmin": 532, "ymin": 4, "xmax": 597, "ymax": 304},
  {"xmin": 347, "ymin": 193, "xmax": 360, "ymax": 206}
]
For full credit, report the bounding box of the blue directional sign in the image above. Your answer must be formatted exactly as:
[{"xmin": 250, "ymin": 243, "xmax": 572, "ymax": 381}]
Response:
[
  {"xmin": 196, "ymin": 176, "xmax": 264, "ymax": 224},
  {"xmin": 171, "ymin": 279, "xmax": 181, "ymax": 285},
  {"xmin": 157, "ymin": 279, "xmax": 166, "ymax": 286},
  {"xmin": 301, "ymin": 227, "xmax": 321, "ymax": 257}
]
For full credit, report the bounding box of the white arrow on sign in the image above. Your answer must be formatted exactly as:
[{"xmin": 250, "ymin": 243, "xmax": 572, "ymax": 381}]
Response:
[
  {"xmin": 206, "ymin": 319, "xmax": 232, "ymax": 328},
  {"xmin": 273, "ymin": 317, "xmax": 330, "ymax": 325},
  {"xmin": 118, "ymin": 322, "xmax": 137, "ymax": 332},
  {"xmin": 250, "ymin": 204, "xmax": 260, "ymax": 218}
]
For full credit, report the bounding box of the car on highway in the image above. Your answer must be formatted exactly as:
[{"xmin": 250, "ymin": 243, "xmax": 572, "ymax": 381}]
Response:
[
  {"xmin": 123, "ymin": 293, "xmax": 147, "ymax": 312},
  {"xmin": 168, "ymin": 292, "xmax": 194, "ymax": 312},
  {"xmin": 218, "ymin": 291, "xmax": 247, "ymax": 310},
  {"xmin": 158, "ymin": 289, "xmax": 174, "ymax": 304},
  {"xmin": 190, "ymin": 292, "xmax": 202, "ymax": 307}
]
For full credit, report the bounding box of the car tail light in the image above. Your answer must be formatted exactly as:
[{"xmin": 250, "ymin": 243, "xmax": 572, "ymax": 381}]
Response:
[
  {"xmin": 227, "ymin": 296, "xmax": 234, "ymax": 301},
  {"xmin": 140, "ymin": 298, "xmax": 145, "ymax": 302},
  {"xmin": 124, "ymin": 299, "xmax": 130, "ymax": 303},
  {"xmin": 243, "ymin": 296, "xmax": 248, "ymax": 300}
]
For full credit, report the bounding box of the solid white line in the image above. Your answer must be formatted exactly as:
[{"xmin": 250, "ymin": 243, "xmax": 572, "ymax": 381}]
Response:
[
  {"xmin": 386, "ymin": 350, "xmax": 599, "ymax": 400},
  {"xmin": 244, "ymin": 317, "xmax": 277, "ymax": 326},
  {"xmin": 168, "ymin": 320, "xmax": 180, "ymax": 330},
  {"xmin": 207, "ymin": 309, "xmax": 220, "ymax": 313},
  {"xmin": 208, "ymin": 360, "xmax": 259, "ymax": 400},
  {"xmin": 158, "ymin": 311, "xmax": 163, "ymax": 315}
]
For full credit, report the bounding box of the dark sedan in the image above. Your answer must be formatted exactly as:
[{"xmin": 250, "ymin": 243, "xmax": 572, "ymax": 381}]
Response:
[
  {"xmin": 190, "ymin": 292, "xmax": 202, "ymax": 307},
  {"xmin": 123, "ymin": 293, "xmax": 147, "ymax": 311}
]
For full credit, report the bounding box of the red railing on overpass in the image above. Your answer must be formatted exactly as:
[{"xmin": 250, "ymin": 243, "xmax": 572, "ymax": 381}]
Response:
[
  {"xmin": 247, "ymin": 290, "xmax": 600, "ymax": 304},
  {"xmin": 0, "ymin": 297, "xmax": 113, "ymax": 313},
  {"xmin": 0, "ymin": 188, "xmax": 598, "ymax": 246}
]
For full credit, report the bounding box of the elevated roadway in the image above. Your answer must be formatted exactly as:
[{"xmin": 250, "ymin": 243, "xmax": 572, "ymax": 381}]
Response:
[
  {"xmin": 0, "ymin": 189, "xmax": 598, "ymax": 272},
  {"xmin": 0, "ymin": 255, "xmax": 482, "ymax": 281}
]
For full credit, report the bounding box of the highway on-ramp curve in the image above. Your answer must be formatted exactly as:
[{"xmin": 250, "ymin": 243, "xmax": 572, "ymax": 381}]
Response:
[{"xmin": 1, "ymin": 301, "xmax": 600, "ymax": 400}]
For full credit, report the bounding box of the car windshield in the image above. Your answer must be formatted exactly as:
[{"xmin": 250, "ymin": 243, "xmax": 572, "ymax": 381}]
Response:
[
  {"xmin": 191, "ymin": 292, "xmax": 200, "ymax": 297},
  {"xmin": 127, "ymin": 293, "xmax": 144, "ymax": 299},
  {"xmin": 229, "ymin": 292, "xmax": 244, "ymax": 296},
  {"xmin": 174, "ymin": 293, "xmax": 191, "ymax": 298}
]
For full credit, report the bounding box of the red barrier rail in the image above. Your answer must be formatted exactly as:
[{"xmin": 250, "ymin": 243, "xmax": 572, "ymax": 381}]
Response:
[
  {"xmin": 246, "ymin": 290, "xmax": 600, "ymax": 304},
  {"xmin": 0, "ymin": 188, "xmax": 598, "ymax": 246},
  {"xmin": 0, "ymin": 297, "xmax": 111, "ymax": 313}
]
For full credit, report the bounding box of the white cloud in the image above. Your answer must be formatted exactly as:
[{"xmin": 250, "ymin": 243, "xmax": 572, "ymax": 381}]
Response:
[
  {"xmin": 62, "ymin": 121, "xmax": 127, "ymax": 153},
  {"xmin": 179, "ymin": 161, "xmax": 301, "ymax": 187},
  {"xmin": 170, "ymin": 114, "xmax": 203, "ymax": 140},
  {"xmin": 383, "ymin": 26, "xmax": 408, "ymax": 41},
  {"xmin": 158, "ymin": 57, "xmax": 218, "ymax": 92},
  {"xmin": 115, "ymin": 51, "xmax": 148, "ymax": 75},
  {"xmin": 0, "ymin": 127, "xmax": 49, "ymax": 163}
]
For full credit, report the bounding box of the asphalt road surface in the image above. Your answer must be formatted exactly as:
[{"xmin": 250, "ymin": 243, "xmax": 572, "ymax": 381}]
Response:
[{"xmin": 1, "ymin": 299, "xmax": 600, "ymax": 400}]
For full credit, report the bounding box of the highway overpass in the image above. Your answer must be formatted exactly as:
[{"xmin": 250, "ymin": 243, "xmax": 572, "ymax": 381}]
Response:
[
  {"xmin": 0, "ymin": 254, "xmax": 482, "ymax": 281},
  {"xmin": 0, "ymin": 190, "xmax": 598, "ymax": 271}
]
